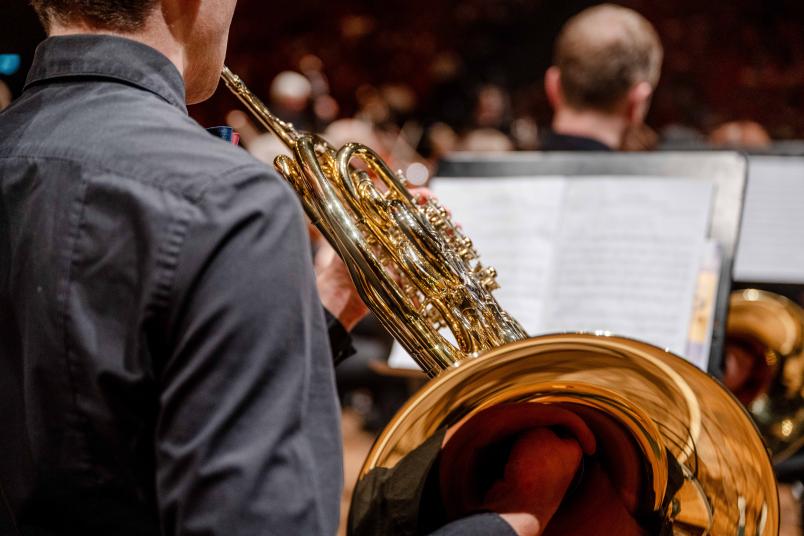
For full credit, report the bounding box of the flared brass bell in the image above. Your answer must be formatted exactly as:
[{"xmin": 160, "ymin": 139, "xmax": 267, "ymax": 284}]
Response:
[
  {"xmin": 357, "ymin": 335, "xmax": 778, "ymax": 535},
  {"xmin": 727, "ymin": 289, "xmax": 804, "ymax": 462}
]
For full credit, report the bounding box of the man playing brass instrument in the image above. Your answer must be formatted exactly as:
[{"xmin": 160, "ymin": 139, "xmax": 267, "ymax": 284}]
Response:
[{"xmin": 0, "ymin": 1, "xmax": 579, "ymax": 535}]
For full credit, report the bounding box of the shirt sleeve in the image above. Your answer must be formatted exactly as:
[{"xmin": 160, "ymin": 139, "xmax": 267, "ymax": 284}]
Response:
[
  {"xmin": 154, "ymin": 169, "xmax": 342, "ymax": 536},
  {"xmin": 323, "ymin": 308, "xmax": 357, "ymax": 365}
]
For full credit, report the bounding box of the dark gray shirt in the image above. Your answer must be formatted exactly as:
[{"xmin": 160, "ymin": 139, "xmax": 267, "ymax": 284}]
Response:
[{"xmin": 0, "ymin": 34, "xmax": 343, "ymax": 535}]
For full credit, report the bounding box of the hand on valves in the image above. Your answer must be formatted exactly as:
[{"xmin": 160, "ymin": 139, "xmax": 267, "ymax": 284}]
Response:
[
  {"xmin": 314, "ymin": 186, "xmax": 433, "ymax": 332},
  {"xmin": 315, "ymin": 242, "xmax": 369, "ymax": 332}
]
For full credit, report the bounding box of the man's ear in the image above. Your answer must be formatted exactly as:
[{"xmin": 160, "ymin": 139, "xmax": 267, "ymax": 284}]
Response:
[
  {"xmin": 160, "ymin": 0, "xmax": 202, "ymax": 43},
  {"xmin": 545, "ymin": 66, "xmax": 563, "ymax": 110},
  {"xmin": 626, "ymin": 81, "xmax": 653, "ymax": 124}
]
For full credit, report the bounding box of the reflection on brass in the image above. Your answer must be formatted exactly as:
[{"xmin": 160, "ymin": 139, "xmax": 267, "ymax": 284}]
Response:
[
  {"xmin": 727, "ymin": 289, "xmax": 804, "ymax": 462},
  {"xmin": 363, "ymin": 336, "xmax": 777, "ymax": 534},
  {"xmin": 670, "ymin": 476, "xmax": 713, "ymax": 532},
  {"xmin": 221, "ymin": 68, "xmax": 778, "ymax": 535}
]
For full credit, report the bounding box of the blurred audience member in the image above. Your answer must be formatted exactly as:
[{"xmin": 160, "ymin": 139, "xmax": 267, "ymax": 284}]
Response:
[
  {"xmin": 345, "ymin": 83, "xmax": 430, "ymax": 172},
  {"xmin": 0, "ymin": 81, "xmax": 11, "ymax": 111},
  {"xmin": 459, "ymin": 128, "xmax": 514, "ymax": 152},
  {"xmin": 473, "ymin": 84, "xmax": 511, "ymax": 132},
  {"xmin": 658, "ymin": 124, "xmax": 707, "ymax": 150},
  {"xmin": 298, "ymin": 54, "xmax": 339, "ymax": 129},
  {"xmin": 270, "ymin": 70, "xmax": 313, "ymax": 130},
  {"xmin": 454, "ymin": 84, "xmax": 515, "ymax": 153},
  {"xmin": 355, "ymin": 84, "xmax": 391, "ymax": 126},
  {"xmin": 382, "ymin": 84, "xmax": 418, "ymax": 127},
  {"xmin": 542, "ymin": 4, "xmax": 663, "ymax": 151},
  {"xmin": 324, "ymin": 118, "xmax": 383, "ymax": 150},
  {"xmin": 708, "ymin": 120, "xmax": 772, "ymax": 150},
  {"xmin": 313, "ymin": 94, "xmax": 340, "ymax": 126},
  {"xmin": 424, "ymin": 51, "xmax": 472, "ymax": 132},
  {"xmin": 425, "ymin": 122, "xmax": 459, "ymax": 162},
  {"xmin": 511, "ymin": 117, "xmax": 540, "ymax": 151},
  {"xmin": 298, "ymin": 54, "xmax": 329, "ymax": 97},
  {"xmin": 621, "ymin": 124, "xmax": 659, "ymax": 151}
]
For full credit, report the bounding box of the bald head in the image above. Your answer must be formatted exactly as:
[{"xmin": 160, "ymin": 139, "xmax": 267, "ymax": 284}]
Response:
[{"xmin": 553, "ymin": 4, "xmax": 662, "ymax": 112}]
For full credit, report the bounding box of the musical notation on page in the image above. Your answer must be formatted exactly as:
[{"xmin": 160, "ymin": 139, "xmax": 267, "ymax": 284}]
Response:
[
  {"xmin": 389, "ymin": 175, "xmax": 715, "ymax": 370},
  {"xmin": 429, "ymin": 177, "xmax": 566, "ymax": 331},
  {"xmin": 542, "ymin": 178, "xmax": 713, "ymax": 358},
  {"xmin": 734, "ymin": 157, "xmax": 804, "ymax": 284}
]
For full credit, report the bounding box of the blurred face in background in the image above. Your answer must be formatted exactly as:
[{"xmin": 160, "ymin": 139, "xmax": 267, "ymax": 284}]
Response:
[{"xmin": 474, "ymin": 85, "xmax": 508, "ymax": 129}]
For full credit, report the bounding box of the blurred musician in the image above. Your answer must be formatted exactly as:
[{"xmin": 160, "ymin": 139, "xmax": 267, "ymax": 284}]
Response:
[
  {"xmin": 708, "ymin": 120, "xmax": 772, "ymax": 149},
  {"xmin": 0, "ymin": 1, "xmax": 577, "ymax": 535},
  {"xmin": 542, "ymin": 4, "xmax": 663, "ymax": 151}
]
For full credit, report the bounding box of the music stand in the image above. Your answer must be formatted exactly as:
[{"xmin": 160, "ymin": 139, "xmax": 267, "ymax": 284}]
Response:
[
  {"xmin": 753, "ymin": 140, "xmax": 804, "ymax": 157},
  {"xmin": 436, "ymin": 151, "xmax": 748, "ymax": 378},
  {"xmin": 733, "ymin": 155, "xmax": 804, "ymax": 303}
]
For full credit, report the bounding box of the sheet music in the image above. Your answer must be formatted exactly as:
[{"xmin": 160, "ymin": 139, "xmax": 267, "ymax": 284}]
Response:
[
  {"xmin": 542, "ymin": 178, "xmax": 713, "ymax": 357},
  {"xmin": 734, "ymin": 158, "xmax": 804, "ymax": 283},
  {"xmin": 388, "ymin": 178, "xmax": 566, "ymax": 369},
  {"xmin": 429, "ymin": 177, "xmax": 567, "ymax": 330},
  {"xmin": 389, "ymin": 176, "xmax": 715, "ymax": 369}
]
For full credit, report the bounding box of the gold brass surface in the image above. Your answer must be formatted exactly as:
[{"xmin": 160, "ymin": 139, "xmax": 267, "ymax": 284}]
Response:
[
  {"xmin": 727, "ymin": 289, "xmax": 804, "ymax": 462},
  {"xmin": 221, "ymin": 68, "xmax": 779, "ymax": 535},
  {"xmin": 362, "ymin": 335, "xmax": 777, "ymax": 535}
]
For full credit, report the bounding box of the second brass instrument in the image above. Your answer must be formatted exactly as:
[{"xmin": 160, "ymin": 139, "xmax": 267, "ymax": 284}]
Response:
[
  {"xmin": 727, "ymin": 289, "xmax": 804, "ymax": 462},
  {"xmin": 221, "ymin": 67, "xmax": 778, "ymax": 535}
]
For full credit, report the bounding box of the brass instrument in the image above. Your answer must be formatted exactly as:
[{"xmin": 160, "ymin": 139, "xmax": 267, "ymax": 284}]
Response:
[
  {"xmin": 221, "ymin": 68, "xmax": 778, "ymax": 535},
  {"xmin": 726, "ymin": 289, "xmax": 804, "ymax": 462}
]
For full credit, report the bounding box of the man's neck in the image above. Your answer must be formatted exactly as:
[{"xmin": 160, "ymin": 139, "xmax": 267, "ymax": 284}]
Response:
[
  {"xmin": 48, "ymin": 19, "xmax": 186, "ymax": 80},
  {"xmin": 551, "ymin": 107, "xmax": 627, "ymax": 150}
]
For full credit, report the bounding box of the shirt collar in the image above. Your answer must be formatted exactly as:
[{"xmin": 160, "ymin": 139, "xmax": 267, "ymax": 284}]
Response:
[{"xmin": 25, "ymin": 34, "xmax": 187, "ymax": 113}]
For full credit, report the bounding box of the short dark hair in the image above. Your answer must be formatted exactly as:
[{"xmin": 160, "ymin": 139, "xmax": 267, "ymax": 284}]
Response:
[
  {"xmin": 554, "ymin": 4, "xmax": 663, "ymax": 112},
  {"xmin": 30, "ymin": 0, "xmax": 158, "ymax": 33}
]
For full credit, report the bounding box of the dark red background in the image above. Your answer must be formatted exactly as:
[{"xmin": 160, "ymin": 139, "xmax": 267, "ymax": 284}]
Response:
[{"xmin": 3, "ymin": 0, "xmax": 803, "ymax": 138}]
